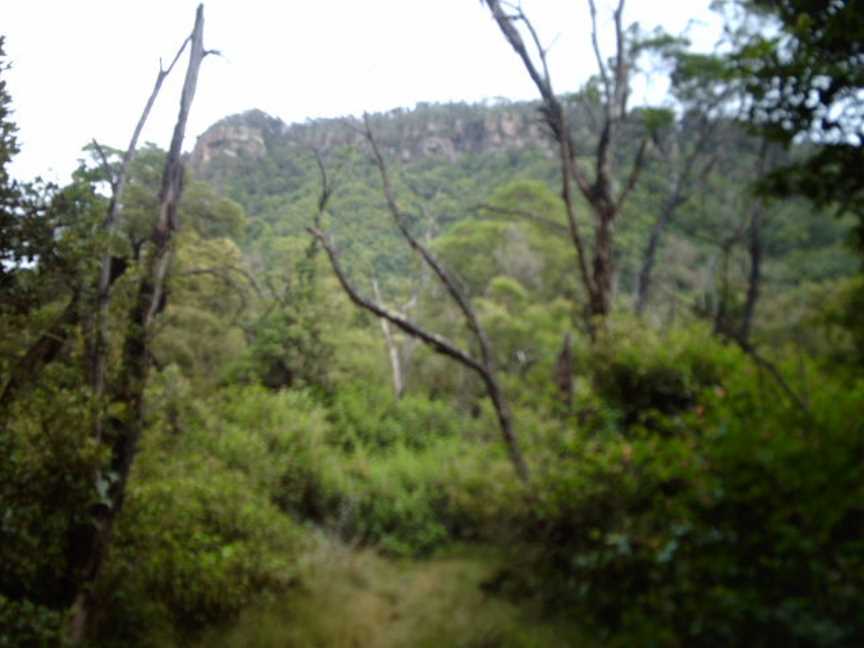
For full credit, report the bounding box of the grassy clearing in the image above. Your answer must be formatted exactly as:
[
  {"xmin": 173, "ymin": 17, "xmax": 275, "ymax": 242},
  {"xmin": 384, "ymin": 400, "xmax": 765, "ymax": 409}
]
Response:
[{"xmin": 195, "ymin": 534, "xmax": 591, "ymax": 648}]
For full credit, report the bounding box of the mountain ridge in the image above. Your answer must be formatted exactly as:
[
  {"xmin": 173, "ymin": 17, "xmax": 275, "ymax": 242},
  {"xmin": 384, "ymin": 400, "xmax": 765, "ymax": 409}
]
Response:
[{"xmin": 189, "ymin": 100, "xmax": 557, "ymax": 181}]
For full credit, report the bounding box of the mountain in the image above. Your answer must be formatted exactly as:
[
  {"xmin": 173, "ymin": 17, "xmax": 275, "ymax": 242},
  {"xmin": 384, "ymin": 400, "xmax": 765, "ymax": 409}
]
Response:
[
  {"xmin": 190, "ymin": 101, "xmax": 553, "ymax": 179},
  {"xmin": 187, "ymin": 100, "xmax": 859, "ymax": 310}
]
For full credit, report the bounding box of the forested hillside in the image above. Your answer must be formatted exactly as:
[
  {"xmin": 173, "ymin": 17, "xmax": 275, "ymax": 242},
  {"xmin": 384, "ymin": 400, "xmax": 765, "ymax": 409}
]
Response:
[{"xmin": 2, "ymin": 1, "xmax": 864, "ymax": 646}]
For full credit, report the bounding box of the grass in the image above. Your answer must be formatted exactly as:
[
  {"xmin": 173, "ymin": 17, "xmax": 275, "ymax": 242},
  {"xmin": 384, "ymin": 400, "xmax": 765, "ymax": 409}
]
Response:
[{"xmin": 194, "ymin": 533, "xmax": 592, "ymax": 648}]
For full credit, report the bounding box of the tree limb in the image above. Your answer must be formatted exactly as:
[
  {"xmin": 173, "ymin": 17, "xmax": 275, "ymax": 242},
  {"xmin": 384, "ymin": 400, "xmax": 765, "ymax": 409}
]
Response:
[
  {"xmin": 90, "ymin": 32, "xmax": 192, "ymax": 404},
  {"xmin": 362, "ymin": 114, "xmax": 496, "ymax": 371}
]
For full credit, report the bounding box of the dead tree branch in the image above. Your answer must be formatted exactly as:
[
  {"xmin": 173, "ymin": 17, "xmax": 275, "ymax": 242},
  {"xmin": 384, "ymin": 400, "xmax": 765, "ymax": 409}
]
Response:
[
  {"xmin": 65, "ymin": 6, "xmax": 208, "ymax": 641},
  {"xmin": 372, "ymin": 278, "xmax": 406, "ymax": 398},
  {"xmin": 310, "ymin": 227, "xmax": 529, "ymax": 482},
  {"xmin": 311, "ymin": 120, "xmax": 530, "ymax": 481},
  {"xmin": 90, "ymin": 32, "xmax": 192, "ymax": 407},
  {"xmin": 482, "ymin": 0, "xmax": 647, "ymax": 320},
  {"xmin": 362, "ymin": 114, "xmax": 496, "ymax": 371}
]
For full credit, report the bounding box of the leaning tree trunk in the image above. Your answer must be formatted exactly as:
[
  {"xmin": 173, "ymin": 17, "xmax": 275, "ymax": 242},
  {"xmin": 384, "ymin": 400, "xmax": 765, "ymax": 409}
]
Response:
[{"xmin": 309, "ymin": 116, "xmax": 530, "ymax": 483}]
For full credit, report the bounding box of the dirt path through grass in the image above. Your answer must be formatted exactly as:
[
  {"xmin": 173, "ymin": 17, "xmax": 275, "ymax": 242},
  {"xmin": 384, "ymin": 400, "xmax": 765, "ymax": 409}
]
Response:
[{"xmin": 197, "ymin": 534, "xmax": 589, "ymax": 647}]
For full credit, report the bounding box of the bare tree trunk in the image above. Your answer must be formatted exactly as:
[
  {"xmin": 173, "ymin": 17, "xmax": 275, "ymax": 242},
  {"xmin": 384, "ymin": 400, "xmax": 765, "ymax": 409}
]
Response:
[
  {"xmin": 555, "ymin": 332, "xmax": 574, "ymax": 410},
  {"xmin": 372, "ymin": 279, "xmax": 405, "ymax": 398},
  {"xmin": 482, "ymin": 0, "xmax": 647, "ymax": 324},
  {"xmin": 713, "ymin": 238, "xmax": 734, "ymax": 338},
  {"xmin": 592, "ymin": 206, "xmax": 617, "ymax": 318},
  {"xmin": 635, "ymin": 187, "xmax": 684, "ymax": 314},
  {"xmin": 738, "ymin": 142, "xmax": 770, "ymax": 346},
  {"xmin": 65, "ymin": 8, "xmax": 208, "ymax": 641},
  {"xmin": 739, "ymin": 202, "xmax": 763, "ymax": 346},
  {"xmin": 89, "ymin": 36, "xmax": 192, "ymax": 421},
  {"xmin": 312, "ymin": 228, "xmax": 529, "ymax": 482}
]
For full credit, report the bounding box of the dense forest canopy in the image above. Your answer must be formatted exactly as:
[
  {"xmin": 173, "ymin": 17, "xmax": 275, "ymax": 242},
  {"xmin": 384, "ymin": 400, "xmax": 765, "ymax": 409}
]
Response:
[{"xmin": 1, "ymin": 1, "xmax": 863, "ymax": 646}]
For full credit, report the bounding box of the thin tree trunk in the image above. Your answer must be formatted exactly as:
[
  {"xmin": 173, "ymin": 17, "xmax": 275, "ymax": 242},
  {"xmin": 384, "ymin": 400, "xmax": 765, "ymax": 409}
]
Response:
[
  {"xmin": 592, "ymin": 206, "xmax": 617, "ymax": 318},
  {"xmin": 739, "ymin": 202, "xmax": 763, "ymax": 346},
  {"xmin": 372, "ymin": 279, "xmax": 405, "ymax": 398},
  {"xmin": 713, "ymin": 239, "xmax": 734, "ymax": 337},
  {"xmin": 738, "ymin": 141, "xmax": 771, "ymax": 345},
  {"xmin": 90, "ymin": 35, "xmax": 191, "ymax": 419},
  {"xmin": 555, "ymin": 331, "xmax": 574, "ymax": 410},
  {"xmin": 311, "ymin": 227, "xmax": 529, "ymax": 482},
  {"xmin": 482, "ymin": 0, "xmax": 646, "ymax": 325},
  {"xmin": 635, "ymin": 187, "xmax": 685, "ymax": 315}
]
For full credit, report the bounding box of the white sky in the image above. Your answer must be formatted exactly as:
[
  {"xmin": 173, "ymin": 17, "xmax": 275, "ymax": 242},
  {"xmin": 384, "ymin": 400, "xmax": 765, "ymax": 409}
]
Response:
[{"xmin": 3, "ymin": 1, "xmax": 721, "ymax": 184}]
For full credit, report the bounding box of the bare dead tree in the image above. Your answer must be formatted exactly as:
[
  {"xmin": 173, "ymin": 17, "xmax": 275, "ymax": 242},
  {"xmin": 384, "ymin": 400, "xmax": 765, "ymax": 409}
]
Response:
[
  {"xmin": 309, "ymin": 116, "xmax": 529, "ymax": 482},
  {"xmin": 372, "ymin": 278, "xmax": 406, "ymax": 398},
  {"xmin": 65, "ymin": 6, "xmax": 209, "ymax": 641},
  {"xmin": 89, "ymin": 35, "xmax": 192, "ymax": 422},
  {"xmin": 482, "ymin": 0, "xmax": 650, "ymax": 324}
]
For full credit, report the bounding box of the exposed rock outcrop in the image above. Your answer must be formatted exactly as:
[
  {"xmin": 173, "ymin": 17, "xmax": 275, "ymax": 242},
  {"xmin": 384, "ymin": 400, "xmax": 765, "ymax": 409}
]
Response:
[{"xmin": 189, "ymin": 101, "xmax": 554, "ymax": 182}]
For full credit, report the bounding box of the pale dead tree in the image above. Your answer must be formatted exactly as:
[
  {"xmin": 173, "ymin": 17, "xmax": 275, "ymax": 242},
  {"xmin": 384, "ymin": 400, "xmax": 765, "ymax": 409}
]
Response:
[
  {"xmin": 482, "ymin": 0, "xmax": 649, "ymax": 325},
  {"xmin": 309, "ymin": 115, "xmax": 529, "ymax": 482},
  {"xmin": 65, "ymin": 6, "xmax": 210, "ymax": 641},
  {"xmin": 372, "ymin": 278, "xmax": 406, "ymax": 398},
  {"xmin": 88, "ymin": 33, "xmax": 192, "ymax": 438}
]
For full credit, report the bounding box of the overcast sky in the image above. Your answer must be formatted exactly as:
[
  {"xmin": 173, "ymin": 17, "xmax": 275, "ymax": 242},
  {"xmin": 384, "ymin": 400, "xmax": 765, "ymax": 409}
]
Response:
[{"xmin": 3, "ymin": 1, "xmax": 720, "ymax": 184}]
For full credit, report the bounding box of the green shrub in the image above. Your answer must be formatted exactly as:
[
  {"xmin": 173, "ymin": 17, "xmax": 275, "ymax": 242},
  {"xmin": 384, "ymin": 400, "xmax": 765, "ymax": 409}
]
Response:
[
  {"xmin": 590, "ymin": 322, "xmax": 741, "ymax": 431},
  {"xmin": 0, "ymin": 376, "xmax": 105, "ymax": 645},
  {"xmin": 507, "ymin": 370, "xmax": 864, "ymax": 647},
  {"xmin": 94, "ymin": 461, "xmax": 303, "ymax": 644},
  {"xmin": 88, "ymin": 383, "xmax": 315, "ymax": 645},
  {"xmin": 326, "ymin": 384, "xmax": 469, "ymax": 452},
  {"xmin": 0, "ymin": 596, "xmax": 63, "ymax": 647}
]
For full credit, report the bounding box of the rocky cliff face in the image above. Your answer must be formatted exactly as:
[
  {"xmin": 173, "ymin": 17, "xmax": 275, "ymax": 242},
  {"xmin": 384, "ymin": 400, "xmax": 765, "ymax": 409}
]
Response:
[
  {"xmin": 189, "ymin": 109, "xmax": 281, "ymax": 169},
  {"xmin": 189, "ymin": 102, "xmax": 553, "ymax": 179}
]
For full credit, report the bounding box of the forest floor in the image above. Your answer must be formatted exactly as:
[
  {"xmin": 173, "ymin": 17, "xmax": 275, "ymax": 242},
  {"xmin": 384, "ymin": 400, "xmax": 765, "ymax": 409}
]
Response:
[{"xmin": 195, "ymin": 533, "xmax": 591, "ymax": 648}]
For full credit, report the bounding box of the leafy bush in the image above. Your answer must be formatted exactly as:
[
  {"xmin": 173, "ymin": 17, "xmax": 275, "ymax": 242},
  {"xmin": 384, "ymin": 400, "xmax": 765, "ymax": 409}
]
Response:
[
  {"xmin": 0, "ymin": 375, "xmax": 105, "ymax": 645},
  {"xmin": 94, "ymin": 461, "xmax": 303, "ymax": 645},
  {"xmin": 88, "ymin": 383, "xmax": 315, "ymax": 645},
  {"xmin": 326, "ymin": 384, "xmax": 469, "ymax": 452},
  {"xmin": 590, "ymin": 322, "xmax": 740, "ymax": 431},
  {"xmin": 507, "ymin": 365, "xmax": 864, "ymax": 646},
  {"xmin": 0, "ymin": 596, "xmax": 64, "ymax": 647}
]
